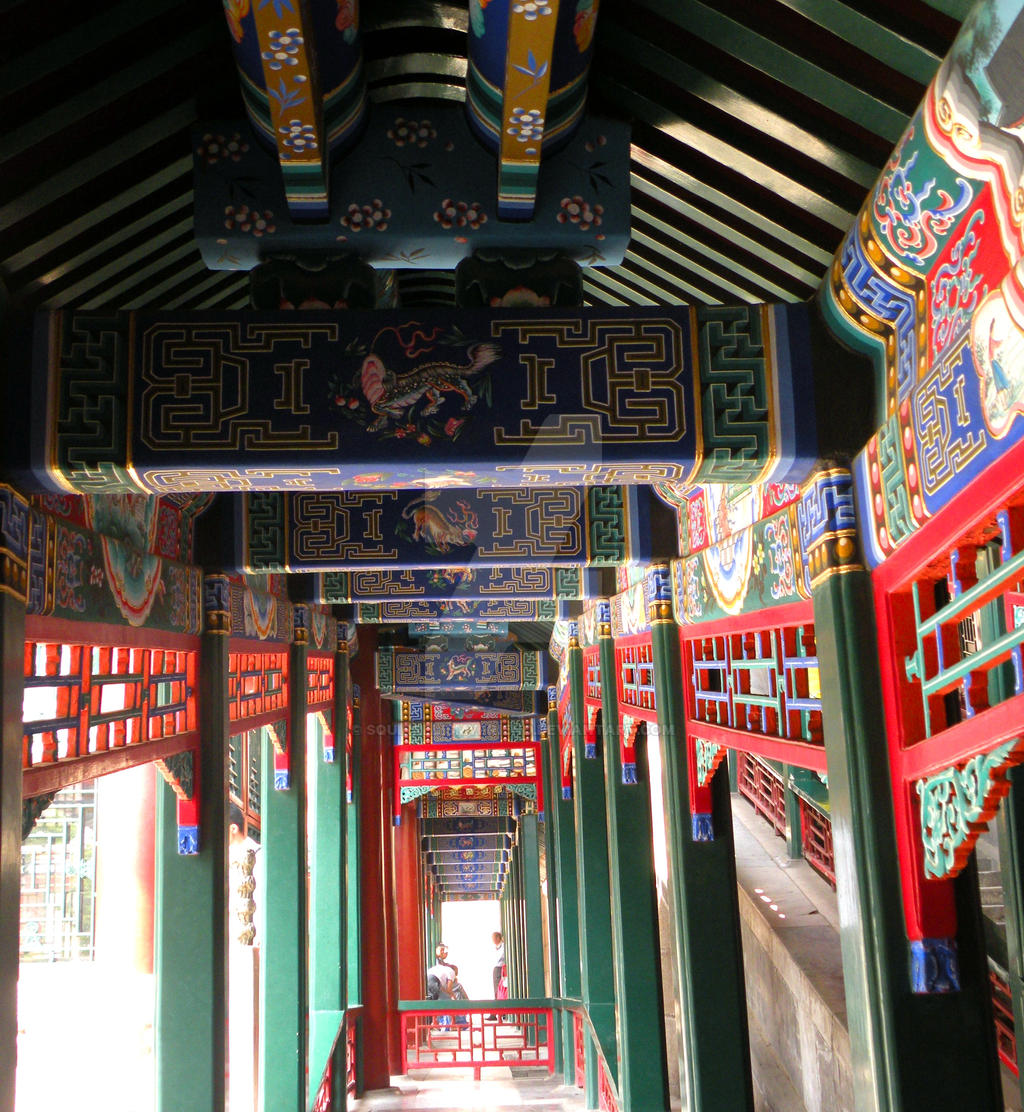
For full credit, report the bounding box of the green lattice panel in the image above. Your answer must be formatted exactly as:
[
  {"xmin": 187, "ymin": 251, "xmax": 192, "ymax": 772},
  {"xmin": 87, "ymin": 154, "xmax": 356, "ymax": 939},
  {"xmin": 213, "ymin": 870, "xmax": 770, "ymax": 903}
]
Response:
[{"xmin": 587, "ymin": 486, "xmax": 627, "ymax": 564}]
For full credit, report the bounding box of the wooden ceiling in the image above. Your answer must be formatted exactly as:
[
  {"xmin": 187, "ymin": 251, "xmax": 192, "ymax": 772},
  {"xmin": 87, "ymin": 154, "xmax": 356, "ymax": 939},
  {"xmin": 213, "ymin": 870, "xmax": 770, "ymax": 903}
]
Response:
[{"xmin": 0, "ymin": 0, "xmax": 969, "ymax": 318}]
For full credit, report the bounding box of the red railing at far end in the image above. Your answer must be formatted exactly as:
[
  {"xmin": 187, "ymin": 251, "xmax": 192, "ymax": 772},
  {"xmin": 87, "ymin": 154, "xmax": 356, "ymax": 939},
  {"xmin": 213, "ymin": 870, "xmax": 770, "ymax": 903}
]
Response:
[
  {"xmin": 574, "ymin": 1011, "xmax": 585, "ymax": 1088},
  {"xmin": 401, "ymin": 1005, "xmax": 553, "ymax": 1080},
  {"xmin": 598, "ymin": 1055, "xmax": 619, "ymax": 1111}
]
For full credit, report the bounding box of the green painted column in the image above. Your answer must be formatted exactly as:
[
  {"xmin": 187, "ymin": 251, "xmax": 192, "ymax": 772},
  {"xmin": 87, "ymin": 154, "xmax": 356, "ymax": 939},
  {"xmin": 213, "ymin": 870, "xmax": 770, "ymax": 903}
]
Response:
[
  {"xmin": 155, "ymin": 620, "xmax": 229, "ymax": 1112},
  {"xmin": 346, "ymin": 665, "xmax": 361, "ymax": 1008},
  {"xmin": 650, "ymin": 604, "xmax": 754, "ymax": 1112},
  {"xmin": 308, "ymin": 639, "xmax": 347, "ymax": 1110},
  {"xmin": 0, "ymin": 548, "xmax": 26, "ymax": 1112},
  {"xmin": 547, "ymin": 692, "xmax": 581, "ymax": 1079},
  {"xmin": 599, "ymin": 631, "xmax": 670, "ymax": 1111},
  {"xmin": 813, "ymin": 568, "xmax": 1002, "ymax": 1112},
  {"xmin": 540, "ymin": 737, "xmax": 564, "ymax": 1073},
  {"xmin": 511, "ymin": 839, "xmax": 526, "ymax": 997},
  {"xmin": 567, "ymin": 635, "xmax": 617, "ymax": 1085},
  {"xmin": 259, "ymin": 642, "xmax": 309, "ymax": 1112},
  {"xmin": 783, "ymin": 765, "xmax": 803, "ymax": 860},
  {"xmin": 520, "ymin": 813, "xmax": 546, "ymax": 999}
]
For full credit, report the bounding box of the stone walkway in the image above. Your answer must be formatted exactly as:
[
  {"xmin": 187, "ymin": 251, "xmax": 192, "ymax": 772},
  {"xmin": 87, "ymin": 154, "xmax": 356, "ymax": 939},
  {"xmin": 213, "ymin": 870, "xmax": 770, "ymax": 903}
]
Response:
[{"xmin": 350, "ymin": 1069, "xmax": 585, "ymax": 1110}]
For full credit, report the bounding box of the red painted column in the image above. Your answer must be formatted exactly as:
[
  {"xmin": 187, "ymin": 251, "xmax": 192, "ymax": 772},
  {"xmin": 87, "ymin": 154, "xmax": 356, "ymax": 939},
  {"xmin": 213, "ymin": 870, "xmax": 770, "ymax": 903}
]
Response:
[
  {"xmin": 393, "ymin": 800, "xmax": 423, "ymax": 1004},
  {"xmin": 351, "ymin": 630, "xmax": 395, "ymax": 1090}
]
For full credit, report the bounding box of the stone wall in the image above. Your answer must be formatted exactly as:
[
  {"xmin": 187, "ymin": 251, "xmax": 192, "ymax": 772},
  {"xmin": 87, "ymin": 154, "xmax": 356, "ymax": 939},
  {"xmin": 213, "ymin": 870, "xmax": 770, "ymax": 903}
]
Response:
[{"xmin": 739, "ymin": 884, "xmax": 852, "ymax": 1112}]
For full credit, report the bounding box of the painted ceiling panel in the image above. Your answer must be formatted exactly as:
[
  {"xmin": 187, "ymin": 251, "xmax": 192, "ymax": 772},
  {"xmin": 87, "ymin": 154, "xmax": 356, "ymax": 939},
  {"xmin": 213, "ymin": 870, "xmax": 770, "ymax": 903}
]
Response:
[{"xmin": 0, "ymin": 0, "xmax": 963, "ymax": 315}]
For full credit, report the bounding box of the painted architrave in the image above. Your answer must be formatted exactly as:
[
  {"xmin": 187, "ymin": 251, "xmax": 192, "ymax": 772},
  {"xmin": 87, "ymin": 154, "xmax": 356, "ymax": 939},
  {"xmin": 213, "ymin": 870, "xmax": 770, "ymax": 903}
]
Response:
[
  {"xmin": 822, "ymin": 6, "xmax": 1024, "ymax": 566},
  {"xmin": 377, "ymin": 647, "xmax": 547, "ymax": 693},
  {"xmin": 32, "ymin": 304, "xmax": 816, "ymax": 494},
  {"xmin": 653, "ymin": 481, "xmax": 802, "ymax": 560},
  {"xmin": 354, "ymin": 598, "xmax": 565, "ymax": 621},
  {"xmin": 27, "ymin": 506, "xmax": 203, "ymax": 634},
  {"xmin": 313, "ymin": 566, "xmax": 596, "ymax": 604},
  {"xmin": 239, "ymin": 486, "xmax": 634, "ymax": 571}
]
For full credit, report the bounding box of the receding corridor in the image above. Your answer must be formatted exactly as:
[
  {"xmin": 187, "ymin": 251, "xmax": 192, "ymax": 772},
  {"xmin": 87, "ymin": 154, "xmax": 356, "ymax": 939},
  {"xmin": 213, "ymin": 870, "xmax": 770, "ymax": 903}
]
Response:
[{"xmin": 350, "ymin": 1070, "xmax": 585, "ymax": 1111}]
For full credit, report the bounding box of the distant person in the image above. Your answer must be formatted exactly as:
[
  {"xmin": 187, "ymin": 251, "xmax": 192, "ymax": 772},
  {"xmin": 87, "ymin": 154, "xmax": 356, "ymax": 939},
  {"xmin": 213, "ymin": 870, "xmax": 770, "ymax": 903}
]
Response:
[
  {"xmin": 491, "ymin": 931, "xmax": 505, "ymax": 996},
  {"xmin": 429, "ymin": 943, "xmax": 468, "ymax": 1024}
]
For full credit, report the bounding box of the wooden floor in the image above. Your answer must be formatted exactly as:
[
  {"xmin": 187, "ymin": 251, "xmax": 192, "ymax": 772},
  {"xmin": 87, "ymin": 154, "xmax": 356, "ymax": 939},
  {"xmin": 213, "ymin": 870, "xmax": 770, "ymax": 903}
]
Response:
[{"xmin": 350, "ymin": 1069, "xmax": 586, "ymax": 1110}]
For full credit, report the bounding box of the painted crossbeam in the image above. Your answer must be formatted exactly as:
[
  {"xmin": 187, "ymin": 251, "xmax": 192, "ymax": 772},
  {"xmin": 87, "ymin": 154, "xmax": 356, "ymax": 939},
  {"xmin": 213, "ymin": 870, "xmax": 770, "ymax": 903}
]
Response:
[
  {"xmin": 238, "ymin": 487, "xmax": 646, "ymax": 570},
  {"xmin": 25, "ymin": 305, "xmax": 817, "ymax": 495},
  {"xmin": 298, "ymin": 568, "xmax": 597, "ymax": 604},
  {"xmin": 357, "ymin": 600, "xmax": 566, "ymax": 622},
  {"xmin": 379, "ymin": 648, "xmax": 548, "ymax": 693}
]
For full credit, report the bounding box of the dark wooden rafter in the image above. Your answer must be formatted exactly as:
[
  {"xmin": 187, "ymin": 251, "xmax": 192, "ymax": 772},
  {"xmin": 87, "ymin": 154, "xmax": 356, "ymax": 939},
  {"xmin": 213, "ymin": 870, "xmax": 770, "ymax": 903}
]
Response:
[{"xmin": 0, "ymin": 0, "xmax": 966, "ymax": 317}]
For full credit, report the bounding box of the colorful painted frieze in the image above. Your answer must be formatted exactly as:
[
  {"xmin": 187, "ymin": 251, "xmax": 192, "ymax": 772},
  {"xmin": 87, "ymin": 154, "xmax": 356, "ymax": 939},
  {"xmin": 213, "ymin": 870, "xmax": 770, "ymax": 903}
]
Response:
[
  {"xmin": 671, "ymin": 502, "xmax": 807, "ymax": 624},
  {"xmin": 29, "ymin": 304, "xmax": 816, "ymax": 494},
  {"xmin": 238, "ymin": 485, "xmax": 640, "ymax": 569},
  {"xmin": 408, "ymin": 619, "xmax": 509, "ymax": 636},
  {"xmin": 821, "ymin": 1, "xmax": 1024, "ymax": 564},
  {"xmin": 33, "ymin": 493, "xmax": 212, "ymax": 564},
  {"xmin": 309, "ymin": 566, "xmax": 596, "ymax": 603},
  {"xmin": 653, "ymin": 481, "xmax": 803, "ymax": 558},
  {"xmin": 356, "ymin": 599, "xmax": 564, "ymax": 622},
  {"xmin": 225, "ymin": 574, "xmax": 293, "ymax": 642},
  {"xmin": 377, "ymin": 647, "xmax": 548, "ymax": 693},
  {"xmin": 27, "ymin": 506, "xmax": 202, "ymax": 634}
]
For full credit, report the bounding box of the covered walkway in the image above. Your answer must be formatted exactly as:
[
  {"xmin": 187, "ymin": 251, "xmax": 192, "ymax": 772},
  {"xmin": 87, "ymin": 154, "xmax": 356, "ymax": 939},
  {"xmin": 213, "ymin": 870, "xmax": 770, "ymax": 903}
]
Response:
[{"xmin": 350, "ymin": 1071, "xmax": 584, "ymax": 1111}]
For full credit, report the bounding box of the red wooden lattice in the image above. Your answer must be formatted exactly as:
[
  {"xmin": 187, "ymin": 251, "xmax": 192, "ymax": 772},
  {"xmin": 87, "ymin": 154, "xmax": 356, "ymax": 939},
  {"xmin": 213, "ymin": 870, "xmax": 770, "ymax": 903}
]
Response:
[
  {"xmin": 402, "ymin": 1007, "xmax": 554, "ymax": 1080},
  {"xmin": 991, "ymin": 969, "xmax": 1018, "ymax": 1076},
  {"xmin": 573, "ymin": 1011, "xmax": 585, "ymax": 1088},
  {"xmin": 307, "ymin": 652, "xmax": 335, "ymax": 707},
  {"xmin": 598, "ymin": 1056, "xmax": 618, "ymax": 1111},
  {"xmin": 347, "ymin": 1009, "xmax": 359, "ymax": 1094},
  {"xmin": 616, "ymin": 637, "xmax": 656, "ymax": 715},
  {"xmin": 23, "ymin": 641, "xmax": 199, "ymax": 794},
  {"xmin": 228, "ymin": 650, "xmax": 289, "ymax": 722},
  {"xmin": 736, "ymin": 752, "xmax": 787, "ymax": 838},
  {"xmin": 872, "ymin": 468, "xmax": 1024, "ymax": 950},
  {"xmin": 681, "ymin": 607, "xmax": 824, "ymax": 773},
  {"xmin": 312, "ymin": 1058, "xmax": 332, "ymax": 1112},
  {"xmin": 799, "ymin": 797, "xmax": 836, "ymax": 888}
]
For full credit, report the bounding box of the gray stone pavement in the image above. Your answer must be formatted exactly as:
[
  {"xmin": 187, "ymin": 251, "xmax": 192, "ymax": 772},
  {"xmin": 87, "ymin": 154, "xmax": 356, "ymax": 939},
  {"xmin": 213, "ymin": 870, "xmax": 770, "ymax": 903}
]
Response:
[{"xmin": 350, "ymin": 1069, "xmax": 585, "ymax": 1110}]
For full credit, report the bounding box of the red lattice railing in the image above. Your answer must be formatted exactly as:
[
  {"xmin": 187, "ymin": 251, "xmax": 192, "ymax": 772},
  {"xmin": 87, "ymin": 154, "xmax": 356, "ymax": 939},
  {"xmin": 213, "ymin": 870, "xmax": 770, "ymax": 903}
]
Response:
[
  {"xmin": 23, "ymin": 641, "xmax": 199, "ymax": 794},
  {"xmin": 991, "ymin": 969, "xmax": 1018, "ymax": 1076},
  {"xmin": 573, "ymin": 1011, "xmax": 585, "ymax": 1088},
  {"xmin": 736, "ymin": 752, "xmax": 786, "ymax": 838},
  {"xmin": 307, "ymin": 652, "xmax": 335, "ymax": 707},
  {"xmin": 799, "ymin": 797, "xmax": 836, "ymax": 888},
  {"xmin": 228, "ymin": 649, "xmax": 289, "ymax": 723},
  {"xmin": 872, "ymin": 471, "xmax": 1024, "ymax": 955},
  {"xmin": 682, "ymin": 607, "xmax": 824, "ymax": 774},
  {"xmin": 617, "ymin": 639, "xmax": 656, "ymax": 714},
  {"xmin": 598, "ymin": 1056, "xmax": 618, "ymax": 1111},
  {"xmin": 347, "ymin": 1009, "xmax": 359, "ymax": 1095},
  {"xmin": 401, "ymin": 1006, "xmax": 553, "ymax": 1080}
]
